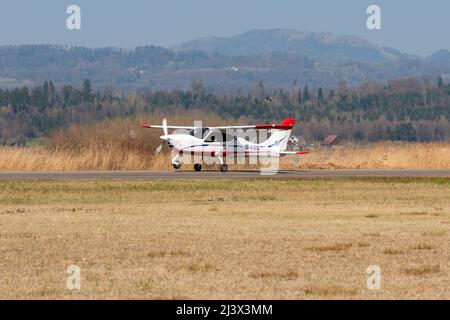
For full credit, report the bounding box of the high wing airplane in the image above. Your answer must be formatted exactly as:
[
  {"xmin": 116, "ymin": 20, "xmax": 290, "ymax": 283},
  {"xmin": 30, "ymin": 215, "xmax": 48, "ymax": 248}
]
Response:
[{"xmin": 141, "ymin": 118, "xmax": 309, "ymax": 172}]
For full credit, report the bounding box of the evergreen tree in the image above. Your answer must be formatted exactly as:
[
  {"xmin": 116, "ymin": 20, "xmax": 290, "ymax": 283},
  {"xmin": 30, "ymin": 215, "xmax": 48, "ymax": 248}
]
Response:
[
  {"xmin": 438, "ymin": 76, "xmax": 444, "ymax": 89},
  {"xmin": 83, "ymin": 79, "xmax": 92, "ymax": 101},
  {"xmin": 317, "ymin": 87, "xmax": 324, "ymax": 103},
  {"xmin": 303, "ymin": 85, "xmax": 310, "ymax": 102},
  {"xmin": 296, "ymin": 88, "xmax": 302, "ymax": 104}
]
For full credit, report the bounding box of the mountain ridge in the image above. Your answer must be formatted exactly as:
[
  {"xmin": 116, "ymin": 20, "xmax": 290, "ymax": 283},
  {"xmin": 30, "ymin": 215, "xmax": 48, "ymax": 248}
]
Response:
[
  {"xmin": 0, "ymin": 29, "xmax": 449, "ymax": 92},
  {"xmin": 172, "ymin": 28, "xmax": 415, "ymax": 64}
]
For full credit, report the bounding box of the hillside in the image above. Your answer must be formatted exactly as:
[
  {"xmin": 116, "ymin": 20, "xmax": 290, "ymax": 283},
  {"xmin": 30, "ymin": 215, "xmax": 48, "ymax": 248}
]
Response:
[
  {"xmin": 173, "ymin": 28, "xmax": 411, "ymax": 64},
  {"xmin": 425, "ymin": 49, "xmax": 450, "ymax": 64},
  {"xmin": 0, "ymin": 29, "xmax": 449, "ymax": 92}
]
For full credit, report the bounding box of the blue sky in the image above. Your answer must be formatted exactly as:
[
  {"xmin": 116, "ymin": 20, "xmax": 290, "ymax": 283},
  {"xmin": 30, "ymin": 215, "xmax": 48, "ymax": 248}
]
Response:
[{"xmin": 0, "ymin": 0, "xmax": 449, "ymax": 56}]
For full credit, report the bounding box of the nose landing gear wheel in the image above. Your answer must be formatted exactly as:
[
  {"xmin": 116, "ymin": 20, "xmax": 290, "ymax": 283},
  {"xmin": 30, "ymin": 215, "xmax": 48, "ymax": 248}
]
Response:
[
  {"xmin": 220, "ymin": 164, "xmax": 228, "ymax": 172},
  {"xmin": 194, "ymin": 163, "xmax": 202, "ymax": 171},
  {"xmin": 172, "ymin": 163, "xmax": 181, "ymax": 170}
]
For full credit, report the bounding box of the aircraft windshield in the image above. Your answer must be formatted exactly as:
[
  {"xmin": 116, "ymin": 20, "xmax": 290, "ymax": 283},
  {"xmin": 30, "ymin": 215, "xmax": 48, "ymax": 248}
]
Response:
[
  {"xmin": 188, "ymin": 128, "xmax": 210, "ymax": 138},
  {"xmin": 187, "ymin": 128, "xmax": 235, "ymax": 144}
]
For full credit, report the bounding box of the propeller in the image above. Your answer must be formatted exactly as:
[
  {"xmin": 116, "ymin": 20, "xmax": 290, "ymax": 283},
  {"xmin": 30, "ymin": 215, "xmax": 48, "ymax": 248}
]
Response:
[
  {"xmin": 162, "ymin": 118, "xmax": 168, "ymax": 138},
  {"xmin": 155, "ymin": 144, "xmax": 163, "ymax": 154},
  {"xmin": 155, "ymin": 118, "xmax": 169, "ymax": 154}
]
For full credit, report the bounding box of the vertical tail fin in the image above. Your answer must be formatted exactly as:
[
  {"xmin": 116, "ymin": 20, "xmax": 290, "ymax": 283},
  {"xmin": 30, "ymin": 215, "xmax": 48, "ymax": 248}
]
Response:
[{"xmin": 260, "ymin": 118, "xmax": 297, "ymax": 151}]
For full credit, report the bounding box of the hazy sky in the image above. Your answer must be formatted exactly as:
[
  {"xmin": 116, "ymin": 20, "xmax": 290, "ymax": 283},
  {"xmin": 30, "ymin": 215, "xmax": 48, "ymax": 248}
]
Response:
[{"xmin": 0, "ymin": 0, "xmax": 449, "ymax": 56}]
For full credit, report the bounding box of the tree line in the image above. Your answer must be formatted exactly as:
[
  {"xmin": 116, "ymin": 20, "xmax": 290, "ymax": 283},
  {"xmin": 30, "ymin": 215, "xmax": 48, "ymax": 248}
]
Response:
[{"xmin": 1, "ymin": 77, "xmax": 450, "ymax": 145}]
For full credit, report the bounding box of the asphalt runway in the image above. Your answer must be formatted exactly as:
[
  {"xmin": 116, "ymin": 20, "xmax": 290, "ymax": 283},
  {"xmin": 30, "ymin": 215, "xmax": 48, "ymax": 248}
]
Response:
[{"xmin": 1, "ymin": 169, "xmax": 450, "ymax": 180}]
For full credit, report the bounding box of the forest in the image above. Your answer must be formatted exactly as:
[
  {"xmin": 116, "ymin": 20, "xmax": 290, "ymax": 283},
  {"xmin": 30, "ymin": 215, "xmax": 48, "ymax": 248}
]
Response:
[
  {"xmin": 1, "ymin": 43, "xmax": 449, "ymax": 92},
  {"xmin": 1, "ymin": 76, "xmax": 450, "ymax": 145}
]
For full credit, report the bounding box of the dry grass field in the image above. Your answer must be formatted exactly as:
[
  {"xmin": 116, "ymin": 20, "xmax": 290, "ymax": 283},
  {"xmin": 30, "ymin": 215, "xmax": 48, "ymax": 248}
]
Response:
[
  {"xmin": 3, "ymin": 142, "xmax": 450, "ymax": 171},
  {"xmin": 0, "ymin": 178, "xmax": 449, "ymax": 299},
  {"xmin": 2, "ymin": 112, "xmax": 450, "ymax": 171},
  {"xmin": 296, "ymin": 142, "xmax": 450, "ymax": 169}
]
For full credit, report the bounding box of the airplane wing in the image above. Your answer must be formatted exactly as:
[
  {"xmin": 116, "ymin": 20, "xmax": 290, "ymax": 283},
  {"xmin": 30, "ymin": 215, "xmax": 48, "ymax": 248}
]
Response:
[
  {"xmin": 211, "ymin": 118, "xmax": 297, "ymax": 130},
  {"xmin": 279, "ymin": 150, "xmax": 310, "ymax": 155},
  {"xmin": 141, "ymin": 124, "xmax": 194, "ymax": 130},
  {"xmin": 141, "ymin": 124, "xmax": 255, "ymax": 130},
  {"xmin": 141, "ymin": 118, "xmax": 297, "ymax": 131}
]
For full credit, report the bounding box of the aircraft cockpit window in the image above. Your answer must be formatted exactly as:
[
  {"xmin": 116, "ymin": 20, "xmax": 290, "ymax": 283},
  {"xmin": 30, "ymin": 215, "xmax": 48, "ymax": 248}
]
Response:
[
  {"xmin": 189, "ymin": 127, "xmax": 225, "ymax": 143},
  {"xmin": 189, "ymin": 128, "xmax": 209, "ymax": 138},
  {"xmin": 204, "ymin": 129, "xmax": 222, "ymax": 143}
]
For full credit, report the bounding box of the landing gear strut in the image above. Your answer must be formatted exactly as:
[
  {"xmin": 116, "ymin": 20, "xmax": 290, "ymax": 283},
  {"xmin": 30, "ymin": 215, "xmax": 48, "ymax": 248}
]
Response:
[
  {"xmin": 217, "ymin": 156, "xmax": 228, "ymax": 173},
  {"xmin": 194, "ymin": 163, "xmax": 202, "ymax": 171},
  {"xmin": 172, "ymin": 154, "xmax": 181, "ymax": 170}
]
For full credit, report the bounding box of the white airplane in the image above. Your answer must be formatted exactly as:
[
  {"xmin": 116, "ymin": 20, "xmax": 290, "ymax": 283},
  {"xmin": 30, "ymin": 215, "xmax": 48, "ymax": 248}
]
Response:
[{"xmin": 141, "ymin": 118, "xmax": 309, "ymax": 172}]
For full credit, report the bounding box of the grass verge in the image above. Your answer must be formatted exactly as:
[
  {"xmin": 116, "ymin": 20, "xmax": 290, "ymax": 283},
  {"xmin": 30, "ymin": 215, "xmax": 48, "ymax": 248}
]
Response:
[{"xmin": 0, "ymin": 178, "xmax": 449, "ymax": 299}]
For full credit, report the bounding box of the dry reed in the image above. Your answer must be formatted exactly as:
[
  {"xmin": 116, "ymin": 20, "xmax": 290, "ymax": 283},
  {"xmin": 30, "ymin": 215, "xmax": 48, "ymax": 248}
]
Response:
[
  {"xmin": 289, "ymin": 141, "xmax": 450, "ymax": 169},
  {"xmin": 2, "ymin": 114, "xmax": 450, "ymax": 171}
]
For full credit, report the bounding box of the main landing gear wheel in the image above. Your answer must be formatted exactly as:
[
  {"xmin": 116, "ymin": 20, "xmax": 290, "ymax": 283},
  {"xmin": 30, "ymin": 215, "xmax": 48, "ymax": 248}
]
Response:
[
  {"xmin": 194, "ymin": 163, "xmax": 202, "ymax": 171},
  {"xmin": 172, "ymin": 163, "xmax": 181, "ymax": 170},
  {"xmin": 220, "ymin": 164, "xmax": 228, "ymax": 173}
]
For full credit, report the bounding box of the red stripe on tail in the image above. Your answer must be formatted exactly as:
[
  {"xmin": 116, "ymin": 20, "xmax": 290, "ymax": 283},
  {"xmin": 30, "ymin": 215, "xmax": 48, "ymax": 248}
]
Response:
[{"xmin": 255, "ymin": 118, "xmax": 297, "ymax": 130}]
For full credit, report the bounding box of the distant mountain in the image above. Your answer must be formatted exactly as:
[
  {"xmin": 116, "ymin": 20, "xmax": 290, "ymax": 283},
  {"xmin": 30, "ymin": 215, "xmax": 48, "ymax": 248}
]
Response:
[
  {"xmin": 425, "ymin": 49, "xmax": 450, "ymax": 64},
  {"xmin": 173, "ymin": 28, "xmax": 412, "ymax": 64},
  {"xmin": 0, "ymin": 29, "xmax": 449, "ymax": 92}
]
